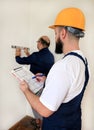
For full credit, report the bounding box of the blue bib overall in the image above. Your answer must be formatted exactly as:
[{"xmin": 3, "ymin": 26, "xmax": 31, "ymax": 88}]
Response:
[{"xmin": 42, "ymin": 52, "xmax": 89, "ymax": 130}]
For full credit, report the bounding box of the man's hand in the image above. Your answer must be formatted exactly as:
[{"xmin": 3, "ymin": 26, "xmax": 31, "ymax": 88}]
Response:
[
  {"xmin": 20, "ymin": 80, "xmax": 29, "ymax": 93},
  {"xmin": 35, "ymin": 73, "xmax": 46, "ymax": 82},
  {"xmin": 19, "ymin": 79, "xmax": 54, "ymax": 118},
  {"xmin": 24, "ymin": 48, "xmax": 30, "ymax": 56},
  {"xmin": 15, "ymin": 48, "xmax": 21, "ymax": 56}
]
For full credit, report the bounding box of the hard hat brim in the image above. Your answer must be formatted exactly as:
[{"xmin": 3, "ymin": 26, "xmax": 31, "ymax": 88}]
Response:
[{"xmin": 49, "ymin": 25, "xmax": 56, "ymax": 29}]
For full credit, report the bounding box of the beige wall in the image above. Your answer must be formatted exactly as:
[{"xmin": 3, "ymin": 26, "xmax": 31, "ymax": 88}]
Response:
[{"xmin": 0, "ymin": 0, "xmax": 94, "ymax": 129}]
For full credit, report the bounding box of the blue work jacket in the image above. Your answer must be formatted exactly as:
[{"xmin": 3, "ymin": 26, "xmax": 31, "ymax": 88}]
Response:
[{"xmin": 15, "ymin": 48, "xmax": 54, "ymax": 76}]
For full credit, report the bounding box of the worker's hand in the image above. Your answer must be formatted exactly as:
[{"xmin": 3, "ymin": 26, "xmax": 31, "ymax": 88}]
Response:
[
  {"xmin": 24, "ymin": 48, "xmax": 30, "ymax": 56},
  {"xmin": 35, "ymin": 73, "xmax": 46, "ymax": 82},
  {"xmin": 20, "ymin": 80, "xmax": 29, "ymax": 93},
  {"xmin": 15, "ymin": 48, "xmax": 21, "ymax": 56}
]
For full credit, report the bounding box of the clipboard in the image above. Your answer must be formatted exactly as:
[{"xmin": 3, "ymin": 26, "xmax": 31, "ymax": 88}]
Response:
[{"xmin": 11, "ymin": 66, "xmax": 44, "ymax": 94}]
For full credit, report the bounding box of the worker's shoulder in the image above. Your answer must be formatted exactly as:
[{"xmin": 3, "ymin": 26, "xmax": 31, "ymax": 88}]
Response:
[
  {"xmin": 30, "ymin": 51, "xmax": 39, "ymax": 56},
  {"xmin": 52, "ymin": 55, "xmax": 82, "ymax": 69}
]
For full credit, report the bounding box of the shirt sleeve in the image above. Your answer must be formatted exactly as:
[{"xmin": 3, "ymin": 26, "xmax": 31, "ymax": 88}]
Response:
[
  {"xmin": 15, "ymin": 52, "xmax": 37, "ymax": 64},
  {"xmin": 40, "ymin": 60, "xmax": 71, "ymax": 111}
]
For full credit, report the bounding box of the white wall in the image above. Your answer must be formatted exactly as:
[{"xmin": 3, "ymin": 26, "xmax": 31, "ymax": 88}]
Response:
[
  {"xmin": 0, "ymin": 0, "xmax": 94, "ymax": 130},
  {"xmin": 0, "ymin": 0, "xmax": 31, "ymax": 129}
]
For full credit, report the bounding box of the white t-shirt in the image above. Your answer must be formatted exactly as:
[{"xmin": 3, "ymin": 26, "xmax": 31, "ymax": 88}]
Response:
[{"xmin": 40, "ymin": 50, "xmax": 86, "ymax": 111}]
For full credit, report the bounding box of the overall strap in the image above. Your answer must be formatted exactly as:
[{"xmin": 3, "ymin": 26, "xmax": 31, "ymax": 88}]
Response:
[
  {"xmin": 64, "ymin": 52, "xmax": 87, "ymax": 65},
  {"xmin": 64, "ymin": 52, "xmax": 89, "ymax": 88}
]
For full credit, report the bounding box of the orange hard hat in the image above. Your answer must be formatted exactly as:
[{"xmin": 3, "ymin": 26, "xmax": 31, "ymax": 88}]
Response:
[{"xmin": 49, "ymin": 7, "xmax": 85, "ymax": 30}]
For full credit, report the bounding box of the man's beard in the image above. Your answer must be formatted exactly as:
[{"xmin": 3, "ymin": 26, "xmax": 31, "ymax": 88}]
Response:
[{"xmin": 55, "ymin": 37, "xmax": 63, "ymax": 54}]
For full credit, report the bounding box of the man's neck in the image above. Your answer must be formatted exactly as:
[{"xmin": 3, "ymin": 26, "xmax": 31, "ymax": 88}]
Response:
[{"xmin": 63, "ymin": 39, "xmax": 80, "ymax": 55}]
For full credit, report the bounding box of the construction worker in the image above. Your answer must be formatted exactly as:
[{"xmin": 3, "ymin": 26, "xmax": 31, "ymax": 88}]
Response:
[
  {"xmin": 15, "ymin": 35, "xmax": 54, "ymax": 77},
  {"xmin": 15, "ymin": 35, "xmax": 54, "ymax": 119},
  {"xmin": 19, "ymin": 7, "xmax": 90, "ymax": 130}
]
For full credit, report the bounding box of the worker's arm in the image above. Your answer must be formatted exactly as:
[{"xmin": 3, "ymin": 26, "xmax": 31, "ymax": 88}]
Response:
[
  {"xmin": 20, "ymin": 80, "xmax": 54, "ymax": 117},
  {"xmin": 15, "ymin": 48, "xmax": 32, "ymax": 64}
]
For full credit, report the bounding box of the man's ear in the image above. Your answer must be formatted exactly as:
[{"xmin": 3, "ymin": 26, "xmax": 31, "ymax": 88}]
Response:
[{"xmin": 60, "ymin": 28, "xmax": 66, "ymax": 40}]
